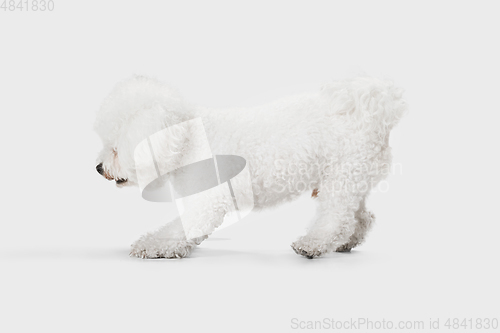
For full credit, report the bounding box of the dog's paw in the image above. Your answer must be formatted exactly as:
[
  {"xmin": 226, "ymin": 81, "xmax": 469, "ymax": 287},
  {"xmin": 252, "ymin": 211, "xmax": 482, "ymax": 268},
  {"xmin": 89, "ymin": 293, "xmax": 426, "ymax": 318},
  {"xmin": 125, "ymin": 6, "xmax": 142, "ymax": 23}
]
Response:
[
  {"xmin": 335, "ymin": 243, "xmax": 352, "ymax": 252},
  {"xmin": 130, "ymin": 234, "xmax": 206, "ymax": 259},
  {"xmin": 130, "ymin": 241, "xmax": 193, "ymax": 259},
  {"xmin": 291, "ymin": 237, "xmax": 327, "ymax": 259},
  {"xmin": 129, "ymin": 241, "xmax": 194, "ymax": 259}
]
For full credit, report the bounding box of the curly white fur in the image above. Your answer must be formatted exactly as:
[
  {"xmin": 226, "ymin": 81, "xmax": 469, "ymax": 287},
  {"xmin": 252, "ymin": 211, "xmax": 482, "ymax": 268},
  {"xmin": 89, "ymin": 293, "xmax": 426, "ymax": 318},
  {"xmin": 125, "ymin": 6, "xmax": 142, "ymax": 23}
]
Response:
[{"xmin": 94, "ymin": 75, "xmax": 407, "ymax": 259}]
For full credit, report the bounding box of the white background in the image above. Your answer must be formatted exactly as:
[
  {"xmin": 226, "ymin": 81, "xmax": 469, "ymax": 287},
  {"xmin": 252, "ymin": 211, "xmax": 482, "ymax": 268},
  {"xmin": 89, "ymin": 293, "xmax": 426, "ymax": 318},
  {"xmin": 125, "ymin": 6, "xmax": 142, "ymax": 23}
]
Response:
[{"xmin": 1, "ymin": 1, "xmax": 499, "ymax": 332}]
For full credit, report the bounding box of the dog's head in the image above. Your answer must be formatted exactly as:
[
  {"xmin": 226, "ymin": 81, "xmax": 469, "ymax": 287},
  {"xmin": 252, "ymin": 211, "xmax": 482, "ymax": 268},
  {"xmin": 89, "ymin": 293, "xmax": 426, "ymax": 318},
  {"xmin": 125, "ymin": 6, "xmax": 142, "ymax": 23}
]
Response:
[{"xmin": 94, "ymin": 76, "xmax": 188, "ymax": 187}]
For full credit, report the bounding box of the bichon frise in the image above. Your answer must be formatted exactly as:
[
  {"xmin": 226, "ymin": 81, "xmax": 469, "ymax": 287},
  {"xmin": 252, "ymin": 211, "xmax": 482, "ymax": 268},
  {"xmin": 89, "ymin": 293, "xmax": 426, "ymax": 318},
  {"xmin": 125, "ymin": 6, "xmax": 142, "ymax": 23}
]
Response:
[{"xmin": 94, "ymin": 76, "xmax": 407, "ymax": 259}]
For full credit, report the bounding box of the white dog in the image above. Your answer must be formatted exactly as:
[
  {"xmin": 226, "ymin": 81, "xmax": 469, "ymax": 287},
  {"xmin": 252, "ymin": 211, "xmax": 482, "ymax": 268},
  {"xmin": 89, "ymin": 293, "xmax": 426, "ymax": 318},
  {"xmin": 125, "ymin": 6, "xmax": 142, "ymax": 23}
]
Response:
[{"xmin": 94, "ymin": 76, "xmax": 407, "ymax": 259}]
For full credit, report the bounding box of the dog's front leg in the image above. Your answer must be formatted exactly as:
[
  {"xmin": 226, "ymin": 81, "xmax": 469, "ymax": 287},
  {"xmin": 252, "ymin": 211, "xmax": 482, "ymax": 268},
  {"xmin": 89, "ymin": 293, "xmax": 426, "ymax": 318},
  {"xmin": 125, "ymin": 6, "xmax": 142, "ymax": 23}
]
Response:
[
  {"xmin": 129, "ymin": 217, "xmax": 207, "ymax": 259},
  {"xmin": 130, "ymin": 196, "xmax": 230, "ymax": 259}
]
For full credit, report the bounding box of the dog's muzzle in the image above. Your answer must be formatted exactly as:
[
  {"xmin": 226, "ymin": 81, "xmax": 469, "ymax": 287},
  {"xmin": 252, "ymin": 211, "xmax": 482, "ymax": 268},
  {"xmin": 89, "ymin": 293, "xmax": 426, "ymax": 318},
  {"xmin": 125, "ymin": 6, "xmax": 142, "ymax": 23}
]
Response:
[{"xmin": 96, "ymin": 163, "xmax": 128, "ymax": 184}]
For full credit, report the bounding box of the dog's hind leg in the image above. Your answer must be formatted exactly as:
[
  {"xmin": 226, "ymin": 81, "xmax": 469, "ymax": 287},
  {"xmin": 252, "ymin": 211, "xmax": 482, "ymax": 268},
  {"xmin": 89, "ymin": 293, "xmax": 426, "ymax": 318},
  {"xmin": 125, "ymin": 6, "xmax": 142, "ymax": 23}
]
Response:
[
  {"xmin": 291, "ymin": 188, "xmax": 363, "ymax": 258},
  {"xmin": 291, "ymin": 158, "xmax": 377, "ymax": 258},
  {"xmin": 335, "ymin": 197, "xmax": 375, "ymax": 252}
]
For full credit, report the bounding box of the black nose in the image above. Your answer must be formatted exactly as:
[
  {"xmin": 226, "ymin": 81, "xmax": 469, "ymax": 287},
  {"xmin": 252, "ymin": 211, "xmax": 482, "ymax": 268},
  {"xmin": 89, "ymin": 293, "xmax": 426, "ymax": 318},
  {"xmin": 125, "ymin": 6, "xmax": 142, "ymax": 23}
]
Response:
[{"xmin": 96, "ymin": 163, "xmax": 104, "ymax": 175}]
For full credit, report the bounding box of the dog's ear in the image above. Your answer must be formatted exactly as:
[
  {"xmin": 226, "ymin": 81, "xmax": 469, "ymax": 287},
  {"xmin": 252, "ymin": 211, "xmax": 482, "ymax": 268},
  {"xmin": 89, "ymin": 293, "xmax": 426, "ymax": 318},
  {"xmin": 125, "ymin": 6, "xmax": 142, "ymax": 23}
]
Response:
[
  {"xmin": 115, "ymin": 104, "xmax": 187, "ymax": 178},
  {"xmin": 148, "ymin": 119, "xmax": 190, "ymax": 173},
  {"xmin": 134, "ymin": 117, "xmax": 214, "ymax": 192},
  {"xmin": 153, "ymin": 117, "xmax": 213, "ymax": 173}
]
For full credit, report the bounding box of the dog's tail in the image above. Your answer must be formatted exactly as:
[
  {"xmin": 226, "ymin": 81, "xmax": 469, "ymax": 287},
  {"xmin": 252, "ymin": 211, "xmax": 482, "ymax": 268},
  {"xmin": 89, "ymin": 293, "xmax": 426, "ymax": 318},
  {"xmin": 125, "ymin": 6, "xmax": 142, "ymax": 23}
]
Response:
[{"xmin": 321, "ymin": 77, "xmax": 408, "ymax": 139}]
